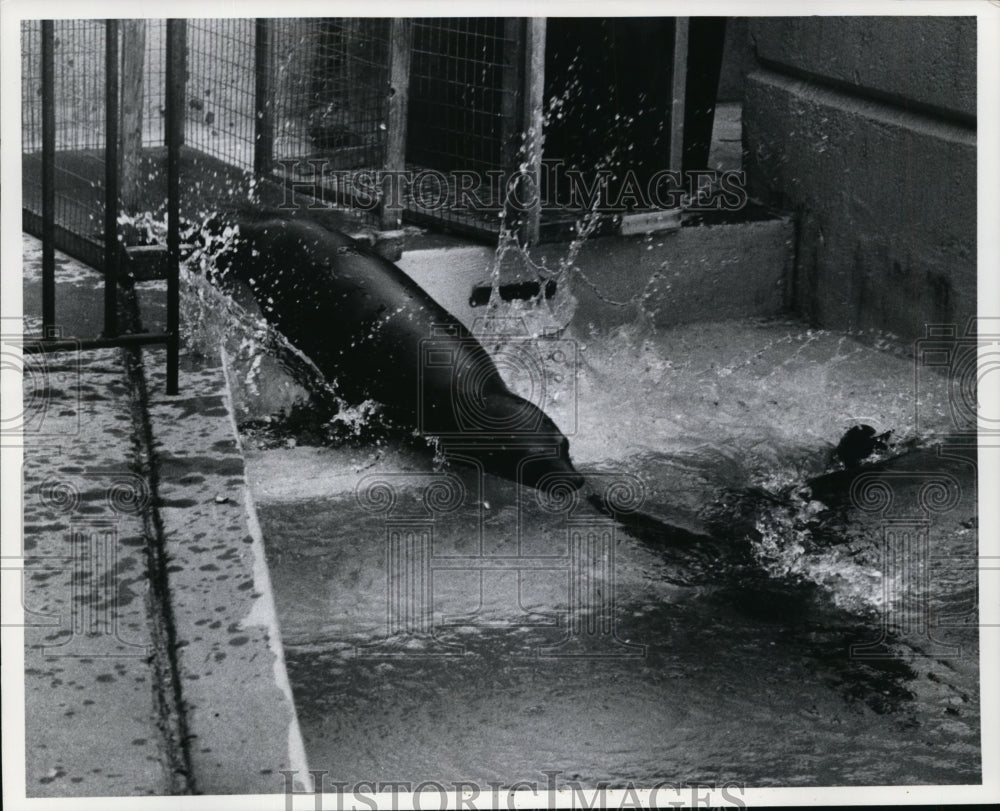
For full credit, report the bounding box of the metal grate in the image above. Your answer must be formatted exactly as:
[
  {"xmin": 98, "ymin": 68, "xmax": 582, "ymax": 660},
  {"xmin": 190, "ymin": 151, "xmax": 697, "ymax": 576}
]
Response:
[
  {"xmin": 142, "ymin": 20, "xmax": 167, "ymax": 148},
  {"xmin": 20, "ymin": 18, "xmax": 183, "ymax": 393},
  {"xmin": 186, "ymin": 19, "xmax": 257, "ymax": 172},
  {"xmin": 404, "ymin": 17, "xmax": 520, "ymax": 237},
  {"xmin": 268, "ymin": 18, "xmax": 391, "ymax": 219},
  {"xmin": 407, "ymin": 18, "xmax": 514, "ymax": 174}
]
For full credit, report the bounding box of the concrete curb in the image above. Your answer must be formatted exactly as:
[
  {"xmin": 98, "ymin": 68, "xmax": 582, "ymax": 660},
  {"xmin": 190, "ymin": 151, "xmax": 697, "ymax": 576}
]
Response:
[
  {"xmin": 138, "ymin": 343, "xmax": 310, "ymax": 795},
  {"xmin": 220, "ymin": 345, "xmax": 312, "ymax": 791}
]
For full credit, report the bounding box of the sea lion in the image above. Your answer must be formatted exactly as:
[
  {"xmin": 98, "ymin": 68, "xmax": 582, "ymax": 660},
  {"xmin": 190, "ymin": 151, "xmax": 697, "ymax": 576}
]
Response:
[{"xmin": 205, "ymin": 211, "xmax": 584, "ymax": 492}]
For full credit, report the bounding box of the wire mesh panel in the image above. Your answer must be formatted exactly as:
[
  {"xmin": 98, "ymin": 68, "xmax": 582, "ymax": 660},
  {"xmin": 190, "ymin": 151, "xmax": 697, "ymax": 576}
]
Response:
[
  {"xmin": 22, "ymin": 19, "xmax": 109, "ymax": 265},
  {"xmin": 404, "ymin": 17, "xmax": 520, "ymax": 236},
  {"xmin": 20, "ymin": 18, "xmax": 182, "ymax": 390},
  {"xmin": 185, "ymin": 19, "xmax": 257, "ymax": 172},
  {"xmin": 21, "ymin": 22, "xmax": 41, "ymax": 147},
  {"xmin": 141, "ymin": 20, "xmax": 167, "ymax": 148},
  {"xmin": 22, "ymin": 20, "xmax": 175, "ymax": 259},
  {"xmin": 20, "ymin": 17, "xmax": 544, "ymax": 249},
  {"xmin": 268, "ymin": 18, "xmax": 391, "ymax": 219},
  {"xmin": 407, "ymin": 18, "xmax": 513, "ymax": 173}
]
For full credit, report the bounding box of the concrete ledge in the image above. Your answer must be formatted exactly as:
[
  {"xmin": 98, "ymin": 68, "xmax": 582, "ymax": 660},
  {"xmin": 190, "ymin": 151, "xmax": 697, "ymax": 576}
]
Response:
[
  {"xmin": 139, "ymin": 347, "xmax": 309, "ymax": 795},
  {"xmin": 397, "ymin": 216, "xmax": 793, "ymax": 335}
]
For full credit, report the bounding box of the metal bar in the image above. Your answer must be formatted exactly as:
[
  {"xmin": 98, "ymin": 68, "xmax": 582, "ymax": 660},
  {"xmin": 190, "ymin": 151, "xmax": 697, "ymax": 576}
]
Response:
[
  {"xmin": 104, "ymin": 19, "xmax": 120, "ymax": 338},
  {"xmin": 519, "ymin": 18, "xmax": 546, "ymax": 246},
  {"xmin": 254, "ymin": 19, "xmax": 274, "ymax": 177},
  {"xmin": 41, "ymin": 21, "xmax": 56, "ymax": 338},
  {"xmin": 165, "ymin": 19, "xmax": 186, "ymax": 395},
  {"xmin": 381, "ymin": 18, "xmax": 411, "ymax": 231},
  {"xmin": 23, "ymin": 333, "xmax": 175, "ymax": 354}
]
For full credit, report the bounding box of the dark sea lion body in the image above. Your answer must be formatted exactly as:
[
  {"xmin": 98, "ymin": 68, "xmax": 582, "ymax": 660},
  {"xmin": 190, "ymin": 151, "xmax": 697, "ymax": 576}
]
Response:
[{"xmin": 212, "ymin": 214, "xmax": 583, "ymax": 491}]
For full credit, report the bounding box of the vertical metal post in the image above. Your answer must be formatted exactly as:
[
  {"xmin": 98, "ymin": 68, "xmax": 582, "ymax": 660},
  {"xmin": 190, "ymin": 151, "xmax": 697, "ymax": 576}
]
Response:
[
  {"xmin": 165, "ymin": 19, "xmax": 186, "ymax": 396},
  {"xmin": 104, "ymin": 19, "xmax": 120, "ymax": 339},
  {"xmin": 41, "ymin": 21, "xmax": 56, "ymax": 338},
  {"xmin": 254, "ymin": 19, "xmax": 274, "ymax": 178},
  {"xmin": 519, "ymin": 18, "xmax": 546, "ymax": 246},
  {"xmin": 381, "ymin": 18, "xmax": 411, "ymax": 231}
]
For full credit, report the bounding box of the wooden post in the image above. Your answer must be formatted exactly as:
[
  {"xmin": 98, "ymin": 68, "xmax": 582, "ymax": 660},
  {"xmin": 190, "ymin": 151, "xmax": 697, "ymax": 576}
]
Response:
[
  {"xmin": 41, "ymin": 21, "xmax": 56, "ymax": 338},
  {"xmin": 104, "ymin": 19, "xmax": 120, "ymax": 339},
  {"xmin": 120, "ymin": 20, "xmax": 146, "ymax": 213},
  {"xmin": 669, "ymin": 18, "xmax": 689, "ymax": 173},
  {"xmin": 518, "ymin": 18, "xmax": 546, "ymax": 246},
  {"xmin": 500, "ymin": 16, "xmax": 525, "ymax": 209},
  {"xmin": 380, "ymin": 18, "xmax": 411, "ymax": 231}
]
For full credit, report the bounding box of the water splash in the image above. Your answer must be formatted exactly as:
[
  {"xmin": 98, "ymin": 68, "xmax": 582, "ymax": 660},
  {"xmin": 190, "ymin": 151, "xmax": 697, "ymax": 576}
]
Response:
[
  {"xmin": 750, "ymin": 489, "xmax": 887, "ymax": 614},
  {"xmin": 119, "ymin": 208, "xmax": 390, "ymax": 446}
]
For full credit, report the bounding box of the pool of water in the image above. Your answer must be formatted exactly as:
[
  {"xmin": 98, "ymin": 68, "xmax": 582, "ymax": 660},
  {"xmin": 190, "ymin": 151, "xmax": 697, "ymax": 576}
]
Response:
[
  {"xmin": 243, "ymin": 312, "xmax": 980, "ymax": 788},
  {"xmin": 256, "ymin": 445, "xmax": 978, "ymax": 787}
]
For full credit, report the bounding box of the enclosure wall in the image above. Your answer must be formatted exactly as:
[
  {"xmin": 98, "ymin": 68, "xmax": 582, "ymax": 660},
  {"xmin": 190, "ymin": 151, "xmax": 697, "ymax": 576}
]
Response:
[{"xmin": 742, "ymin": 17, "xmax": 977, "ymax": 342}]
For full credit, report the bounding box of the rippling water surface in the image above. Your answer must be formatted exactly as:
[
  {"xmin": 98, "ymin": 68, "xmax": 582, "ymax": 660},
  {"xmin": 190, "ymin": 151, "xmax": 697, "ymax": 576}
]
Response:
[
  {"xmin": 257, "ymin": 441, "xmax": 979, "ymax": 787},
  {"xmin": 203, "ymin": 226, "xmax": 979, "ymax": 788}
]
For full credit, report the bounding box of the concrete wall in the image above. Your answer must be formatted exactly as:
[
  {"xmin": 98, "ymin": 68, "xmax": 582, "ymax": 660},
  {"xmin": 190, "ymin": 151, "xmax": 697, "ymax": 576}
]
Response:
[{"xmin": 742, "ymin": 17, "xmax": 976, "ymax": 341}]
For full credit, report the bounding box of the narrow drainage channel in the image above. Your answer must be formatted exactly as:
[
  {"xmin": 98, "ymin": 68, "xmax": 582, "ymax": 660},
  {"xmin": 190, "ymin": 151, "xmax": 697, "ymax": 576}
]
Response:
[{"xmin": 120, "ymin": 290, "xmax": 196, "ymax": 794}]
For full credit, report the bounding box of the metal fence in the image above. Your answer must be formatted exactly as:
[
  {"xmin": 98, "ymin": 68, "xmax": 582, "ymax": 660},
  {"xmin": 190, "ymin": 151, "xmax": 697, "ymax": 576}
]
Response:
[
  {"xmin": 21, "ymin": 19, "xmax": 182, "ymax": 393},
  {"xmin": 22, "ymin": 20, "xmax": 109, "ymax": 266},
  {"xmin": 267, "ymin": 18, "xmax": 393, "ymax": 217},
  {"xmin": 252, "ymin": 17, "xmax": 692, "ymax": 240},
  {"xmin": 22, "ymin": 17, "xmax": 700, "ymax": 282},
  {"xmin": 271, "ymin": 19, "xmax": 391, "ymax": 169},
  {"xmin": 402, "ymin": 18, "xmax": 525, "ymax": 236},
  {"xmin": 19, "ymin": 16, "xmax": 719, "ymax": 397},
  {"xmin": 185, "ymin": 19, "xmax": 258, "ymax": 171}
]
